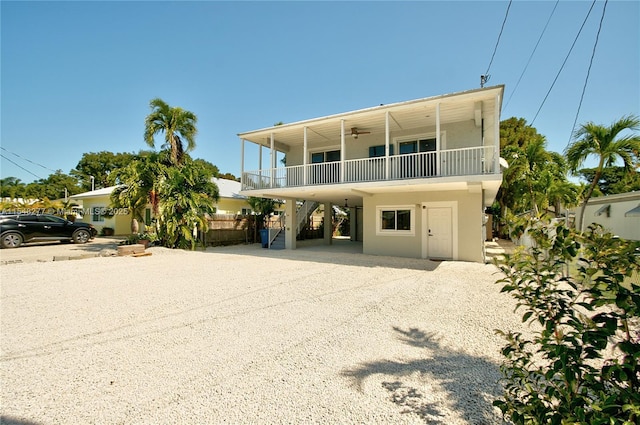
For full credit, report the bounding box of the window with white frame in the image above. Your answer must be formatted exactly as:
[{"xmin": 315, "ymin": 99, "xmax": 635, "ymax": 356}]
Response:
[
  {"xmin": 376, "ymin": 205, "xmax": 415, "ymax": 236},
  {"xmin": 92, "ymin": 206, "xmax": 105, "ymax": 222}
]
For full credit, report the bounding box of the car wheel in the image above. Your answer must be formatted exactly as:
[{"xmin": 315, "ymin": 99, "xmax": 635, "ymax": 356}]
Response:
[
  {"xmin": 73, "ymin": 229, "xmax": 91, "ymax": 244},
  {"xmin": 1, "ymin": 233, "xmax": 23, "ymax": 249}
]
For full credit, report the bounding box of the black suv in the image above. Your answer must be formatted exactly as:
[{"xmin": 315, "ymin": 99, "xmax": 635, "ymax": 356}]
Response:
[{"xmin": 0, "ymin": 213, "xmax": 98, "ymax": 248}]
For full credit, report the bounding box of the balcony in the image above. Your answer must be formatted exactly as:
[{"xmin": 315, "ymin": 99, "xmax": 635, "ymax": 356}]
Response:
[{"xmin": 241, "ymin": 145, "xmax": 497, "ymax": 191}]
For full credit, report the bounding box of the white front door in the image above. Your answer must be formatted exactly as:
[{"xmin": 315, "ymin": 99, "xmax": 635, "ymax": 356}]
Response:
[{"xmin": 426, "ymin": 207, "xmax": 452, "ymax": 259}]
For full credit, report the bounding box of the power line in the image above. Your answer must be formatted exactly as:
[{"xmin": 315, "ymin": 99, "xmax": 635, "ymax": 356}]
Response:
[
  {"xmin": 0, "ymin": 146, "xmax": 57, "ymax": 173},
  {"xmin": 0, "ymin": 154, "xmax": 43, "ymax": 180},
  {"xmin": 566, "ymin": 0, "xmax": 608, "ymax": 148},
  {"xmin": 504, "ymin": 0, "xmax": 560, "ymax": 110},
  {"xmin": 531, "ymin": 0, "xmax": 598, "ymax": 126},
  {"xmin": 482, "ymin": 0, "xmax": 513, "ymax": 87}
]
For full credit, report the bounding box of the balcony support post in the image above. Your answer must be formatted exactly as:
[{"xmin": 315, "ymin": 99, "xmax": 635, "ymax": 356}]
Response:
[
  {"xmin": 340, "ymin": 120, "xmax": 345, "ymax": 183},
  {"xmin": 494, "ymin": 93, "xmax": 500, "ymax": 173},
  {"xmin": 385, "ymin": 111, "xmax": 390, "ymax": 180},
  {"xmin": 258, "ymin": 144, "xmax": 263, "ymax": 184},
  {"xmin": 240, "ymin": 138, "xmax": 245, "ymax": 187},
  {"xmin": 270, "ymin": 133, "xmax": 275, "ymax": 187},
  {"xmin": 436, "ymin": 103, "xmax": 441, "ymax": 175},
  {"xmin": 303, "ymin": 126, "xmax": 308, "ymax": 185}
]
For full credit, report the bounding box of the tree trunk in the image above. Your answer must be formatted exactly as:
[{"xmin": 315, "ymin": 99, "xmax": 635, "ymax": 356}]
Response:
[
  {"xmin": 131, "ymin": 218, "xmax": 139, "ymax": 234},
  {"xmin": 577, "ymin": 168, "xmax": 602, "ymax": 232}
]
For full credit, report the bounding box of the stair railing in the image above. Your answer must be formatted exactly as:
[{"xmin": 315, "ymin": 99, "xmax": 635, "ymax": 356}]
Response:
[
  {"xmin": 296, "ymin": 201, "xmax": 319, "ymax": 237},
  {"xmin": 268, "ymin": 212, "xmax": 286, "ymax": 248}
]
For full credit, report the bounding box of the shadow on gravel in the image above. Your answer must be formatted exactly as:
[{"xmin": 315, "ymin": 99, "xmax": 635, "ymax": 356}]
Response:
[
  {"xmin": 342, "ymin": 327, "xmax": 506, "ymax": 424},
  {"xmin": 0, "ymin": 416, "xmax": 42, "ymax": 425},
  {"xmin": 65, "ymin": 237, "xmax": 124, "ymax": 253},
  {"xmin": 205, "ymin": 240, "xmax": 442, "ymax": 272}
]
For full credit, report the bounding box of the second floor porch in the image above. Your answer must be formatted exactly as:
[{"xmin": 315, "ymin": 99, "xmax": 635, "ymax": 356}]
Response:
[
  {"xmin": 242, "ymin": 145, "xmax": 499, "ymax": 191},
  {"xmin": 238, "ymin": 85, "xmax": 505, "ymax": 206}
]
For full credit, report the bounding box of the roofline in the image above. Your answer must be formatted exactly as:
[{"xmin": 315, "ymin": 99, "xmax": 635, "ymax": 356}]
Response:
[
  {"xmin": 585, "ymin": 191, "xmax": 640, "ymax": 204},
  {"xmin": 238, "ymin": 85, "xmax": 504, "ymax": 138}
]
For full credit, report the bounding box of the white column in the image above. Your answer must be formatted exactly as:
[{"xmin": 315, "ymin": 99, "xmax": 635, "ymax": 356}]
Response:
[
  {"xmin": 303, "ymin": 126, "xmax": 308, "ymax": 185},
  {"xmin": 270, "ymin": 133, "xmax": 275, "ymax": 168},
  {"xmin": 494, "ymin": 93, "xmax": 501, "ymax": 173},
  {"xmin": 324, "ymin": 203, "xmax": 332, "ymax": 245},
  {"xmin": 340, "ymin": 120, "xmax": 345, "ymax": 183},
  {"xmin": 240, "ymin": 138, "xmax": 245, "ymax": 188},
  {"xmin": 436, "ymin": 103, "xmax": 441, "ymax": 175},
  {"xmin": 385, "ymin": 111, "xmax": 390, "ymax": 180},
  {"xmin": 258, "ymin": 144, "xmax": 263, "ymax": 186},
  {"xmin": 285, "ymin": 199, "xmax": 297, "ymax": 250},
  {"xmin": 270, "ymin": 133, "xmax": 275, "ymax": 187}
]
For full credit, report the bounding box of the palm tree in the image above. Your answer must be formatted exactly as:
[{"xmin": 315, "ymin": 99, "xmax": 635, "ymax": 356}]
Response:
[
  {"xmin": 565, "ymin": 115, "xmax": 640, "ymax": 231},
  {"xmin": 0, "ymin": 177, "xmax": 25, "ymax": 199},
  {"xmin": 504, "ymin": 137, "xmax": 552, "ymax": 216},
  {"xmin": 144, "ymin": 98, "xmax": 198, "ymax": 165},
  {"xmin": 111, "ymin": 151, "xmax": 170, "ymax": 234},
  {"xmin": 158, "ymin": 160, "xmax": 219, "ymax": 249}
]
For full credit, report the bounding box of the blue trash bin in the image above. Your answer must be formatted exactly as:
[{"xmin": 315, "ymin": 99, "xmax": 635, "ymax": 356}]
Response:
[{"xmin": 260, "ymin": 229, "xmax": 269, "ymax": 248}]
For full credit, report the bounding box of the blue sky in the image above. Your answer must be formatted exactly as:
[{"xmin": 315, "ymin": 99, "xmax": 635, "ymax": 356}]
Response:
[{"xmin": 2, "ymin": 0, "xmax": 638, "ymax": 186}]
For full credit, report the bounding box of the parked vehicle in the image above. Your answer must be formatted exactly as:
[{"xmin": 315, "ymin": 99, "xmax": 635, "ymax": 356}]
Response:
[{"xmin": 0, "ymin": 213, "xmax": 98, "ymax": 248}]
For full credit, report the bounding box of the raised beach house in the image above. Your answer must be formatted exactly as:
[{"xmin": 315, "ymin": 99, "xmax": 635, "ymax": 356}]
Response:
[{"xmin": 238, "ymin": 85, "xmax": 504, "ymax": 262}]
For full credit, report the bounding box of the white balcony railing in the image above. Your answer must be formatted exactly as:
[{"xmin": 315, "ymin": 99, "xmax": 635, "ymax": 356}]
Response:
[{"xmin": 242, "ymin": 146, "xmax": 497, "ymax": 191}]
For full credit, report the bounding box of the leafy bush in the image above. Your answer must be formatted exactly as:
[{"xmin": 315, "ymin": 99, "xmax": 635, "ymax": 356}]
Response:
[{"xmin": 494, "ymin": 220, "xmax": 640, "ymax": 424}]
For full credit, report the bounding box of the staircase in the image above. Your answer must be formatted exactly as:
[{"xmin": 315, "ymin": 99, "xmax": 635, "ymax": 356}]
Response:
[
  {"xmin": 263, "ymin": 200, "xmax": 319, "ymax": 249},
  {"xmin": 296, "ymin": 201, "xmax": 319, "ymax": 238},
  {"xmin": 269, "ymin": 229, "xmax": 286, "ymax": 249}
]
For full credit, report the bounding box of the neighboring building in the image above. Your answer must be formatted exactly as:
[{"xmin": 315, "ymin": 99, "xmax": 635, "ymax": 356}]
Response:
[
  {"xmin": 211, "ymin": 178, "xmax": 251, "ymax": 214},
  {"xmin": 69, "ymin": 186, "xmax": 131, "ymax": 235},
  {"xmin": 70, "ymin": 178, "xmax": 249, "ymax": 235},
  {"xmin": 238, "ymin": 85, "xmax": 504, "ymax": 262},
  {"xmin": 576, "ymin": 191, "xmax": 640, "ymax": 241}
]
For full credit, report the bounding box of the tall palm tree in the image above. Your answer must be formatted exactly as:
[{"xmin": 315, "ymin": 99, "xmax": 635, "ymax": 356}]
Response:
[
  {"xmin": 505, "ymin": 137, "xmax": 551, "ymax": 216},
  {"xmin": 144, "ymin": 98, "xmax": 198, "ymax": 165},
  {"xmin": 565, "ymin": 115, "xmax": 640, "ymax": 231}
]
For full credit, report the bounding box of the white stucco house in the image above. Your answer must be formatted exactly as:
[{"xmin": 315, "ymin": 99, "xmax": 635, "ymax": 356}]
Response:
[
  {"xmin": 238, "ymin": 85, "xmax": 504, "ymax": 262},
  {"xmin": 576, "ymin": 191, "xmax": 640, "ymax": 240}
]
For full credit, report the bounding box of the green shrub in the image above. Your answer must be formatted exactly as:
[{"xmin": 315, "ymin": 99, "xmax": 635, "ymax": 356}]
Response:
[{"xmin": 494, "ymin": 220, "xmax": 640, "ymax": 424}]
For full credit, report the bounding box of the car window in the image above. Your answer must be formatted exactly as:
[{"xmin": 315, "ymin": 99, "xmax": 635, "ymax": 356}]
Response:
[
  {"xmin": 38, "ymin": 215, "xmax": 65, "ymax": 223},
  {"xmin": 17, "ymin": 215, "xmax": 38, "ymax": 222}
]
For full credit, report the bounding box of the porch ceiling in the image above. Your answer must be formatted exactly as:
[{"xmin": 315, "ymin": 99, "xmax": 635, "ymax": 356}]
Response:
[
  {"xmin": 242, "ymin": 174, "xmax": 503, "ymax": 209},
  {"xmin": 238, "ymin": 85, "xmax": 504, "ymax": 148}
]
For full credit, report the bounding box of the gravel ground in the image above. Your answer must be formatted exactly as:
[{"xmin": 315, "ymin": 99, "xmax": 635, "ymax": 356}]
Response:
[{"xmin": 1, "ymin": 242, "xmax": 528, "ymax": 424}]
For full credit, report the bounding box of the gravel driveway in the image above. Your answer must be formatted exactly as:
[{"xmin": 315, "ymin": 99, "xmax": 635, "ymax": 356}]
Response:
[{"xmin": 1, "ymin": 241, "xmax": 526, "ymax": 424}]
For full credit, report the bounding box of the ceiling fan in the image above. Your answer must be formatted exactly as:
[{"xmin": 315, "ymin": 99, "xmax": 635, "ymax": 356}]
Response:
[{"xmin": 350, "ymin": 127, "xmax": 371, "ymax": 139}]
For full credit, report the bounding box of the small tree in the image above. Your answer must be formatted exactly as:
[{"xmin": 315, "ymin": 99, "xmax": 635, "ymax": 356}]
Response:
[
  {"xmin": 494, "ymin": 218, "xmax": 640, "ymax": 423},
  {"xmin": 247, "ymin": 197, "xmax": 281, "ymax": 242}
]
